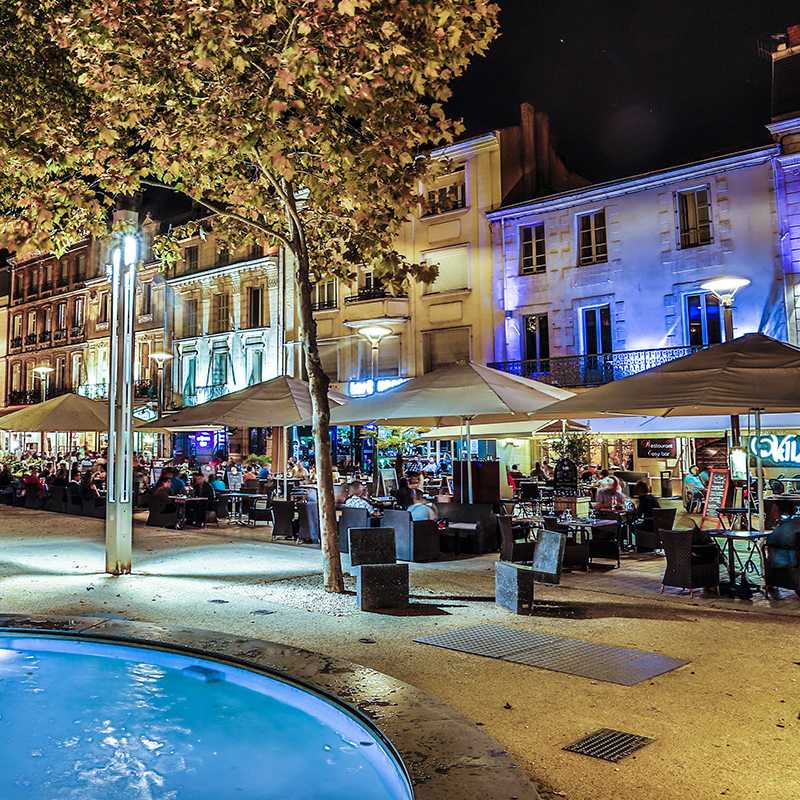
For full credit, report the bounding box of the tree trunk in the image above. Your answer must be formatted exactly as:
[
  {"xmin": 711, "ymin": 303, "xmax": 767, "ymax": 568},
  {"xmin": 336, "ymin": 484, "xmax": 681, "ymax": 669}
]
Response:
[{"xmin": 289, "ymin": 223, "xmax": 344, "ymax": 594}]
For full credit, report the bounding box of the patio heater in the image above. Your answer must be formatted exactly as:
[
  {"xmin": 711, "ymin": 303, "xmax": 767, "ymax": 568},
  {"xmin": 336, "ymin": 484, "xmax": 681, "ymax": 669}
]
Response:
[
  {"xmin": 106, "ymin": 226, "xmax": 139, "ymax": 575},
  {"xmin": 32, "ymin": 365, "xmax": 54, "ymax": 454}
]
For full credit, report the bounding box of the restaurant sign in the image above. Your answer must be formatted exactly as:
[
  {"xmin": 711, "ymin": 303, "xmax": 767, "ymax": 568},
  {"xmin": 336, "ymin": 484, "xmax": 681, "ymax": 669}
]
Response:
[
  {"xmin": 636, "ymin": 438, "xmax": 677, "ymax": 459},
  {"xmin": 749, "ymin": 434, "xmax": 800, "ymax": 468}
]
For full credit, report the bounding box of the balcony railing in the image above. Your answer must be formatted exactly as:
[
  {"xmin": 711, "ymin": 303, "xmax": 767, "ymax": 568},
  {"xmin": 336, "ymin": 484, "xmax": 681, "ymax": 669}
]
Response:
[
  {"xmin": 24, "ymin": 333, "xmax": 37, "ymax": 346},
  {"xmin": 40, "ymin": 330, "xmax": 51, "ymax": 344},
  {"xmin": 181, "ymin": 383, "xmax": 229, "ymax": 407},
  {"xmin": 10, "ymin": 336, "xmax": 22, "ymax": 350},
  {"xmin": 78, "ymin": 383, "xmax": 108, "ymax": 400},
  {"xmin": 70, "ymin": 325, "xmax": 86, "ymax": 340},
  {"xmin": 311, "ymin": 298, "xmax": 338, "ymax": 312},
  {"xmin": 488, "ymin": 345, "xmax": 702, "ymax": 389},
  {"xmin": 8, "ymin": 387, "xmax": 68, "ymax": 405},
  {"xmin": 344, "ymin": 287, "xmax": 406, "ymax": 304},
  {"xmin": 53, "ymin": 329, "xmax": 67, "ymax": 342}
]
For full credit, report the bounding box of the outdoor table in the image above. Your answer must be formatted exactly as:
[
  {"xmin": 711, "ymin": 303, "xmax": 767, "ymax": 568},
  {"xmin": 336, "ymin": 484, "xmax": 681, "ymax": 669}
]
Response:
[
  {"xmin": 708, "ymin": 529, "xmax": 771, "ymax": 597},
  {"xmin": 168, "ymin": 496, "xmax": 208, "ymax": 530},
  {"xmin": 220, "ymin": 491, "xmax": 272, "ymax": 524}
]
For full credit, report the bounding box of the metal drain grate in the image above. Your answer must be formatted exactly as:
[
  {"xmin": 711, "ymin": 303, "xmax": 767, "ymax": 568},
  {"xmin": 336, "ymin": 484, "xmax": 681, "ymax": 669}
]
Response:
[
  {"xmin": 415, "ymin": 624, "xmax": 542, "ymax": 659},
  {"xmin": 564, "ymin": 728, "xmax": 654, "ymax": 762},
  {"xmin": 415, "ymin": 624, "xmax": 689, "ymax": 685}
]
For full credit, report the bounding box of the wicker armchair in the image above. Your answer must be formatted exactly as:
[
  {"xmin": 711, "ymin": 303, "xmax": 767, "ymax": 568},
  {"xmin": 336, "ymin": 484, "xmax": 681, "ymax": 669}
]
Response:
[
  {"xmin": 659, "ymin": 529, "xmax": 720, "ymax": 595},
  {"xmin": 634, "ymin": 507, "xmax": 677, "ymax": 551},
  {"xmin": 498, "ymin": 515, "xmax": 534, "ymax": 563},
  {"xmin": 270, "ymin": 499, "xmax": 297, "ymax": 539}
]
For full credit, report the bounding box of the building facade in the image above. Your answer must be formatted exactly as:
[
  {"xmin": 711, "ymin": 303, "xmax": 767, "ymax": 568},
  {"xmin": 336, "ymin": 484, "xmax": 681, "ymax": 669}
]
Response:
[{"xmin": 286, "ymin": 103, "xmax": 585, "ymax": 395}]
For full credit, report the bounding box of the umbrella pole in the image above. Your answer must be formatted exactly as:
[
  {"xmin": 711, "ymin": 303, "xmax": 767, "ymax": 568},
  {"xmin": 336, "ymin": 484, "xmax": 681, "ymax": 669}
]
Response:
[
  {"xmin": 284, "ymin": 425, "xmax": 289, "ymax": 500},
  {"xmin": 755, "ymin": 409, "xmax": 765, "ymax": 532},
  {"xmin": 465, "ymin": 417, "xmax": 474, "ymax": 504}
]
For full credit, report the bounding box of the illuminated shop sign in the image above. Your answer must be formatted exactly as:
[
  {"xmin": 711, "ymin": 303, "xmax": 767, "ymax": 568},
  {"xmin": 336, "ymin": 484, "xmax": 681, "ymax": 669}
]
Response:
[{"xmin": 749, "ymin": 434, "xmax": 800, "ymax": 468}]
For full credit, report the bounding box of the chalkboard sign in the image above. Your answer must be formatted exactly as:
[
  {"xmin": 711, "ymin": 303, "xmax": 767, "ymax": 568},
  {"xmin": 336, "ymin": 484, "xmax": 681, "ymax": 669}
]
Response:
[
  {"xmin": 553, "ymin": 458, "xmax": 579, "ymax": 497},
  {"xmin": 380, "ymin": 467, "xmax": 398, "ymax": 495},
  {"xmin": 701, "ymin": 467, "xmax": 731, "ymax": 528},
  {"xmin": 533, "ymin": 529, "xmax": 566, "ymax": 584},
  {"xmin": 636, "ymin": 438, "xmax": 677, "ymax": 460}
]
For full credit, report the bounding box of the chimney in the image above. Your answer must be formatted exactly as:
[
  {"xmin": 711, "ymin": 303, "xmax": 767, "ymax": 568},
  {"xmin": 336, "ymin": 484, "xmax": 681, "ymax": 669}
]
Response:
[
  {"xmin": 771, "ymin": 24, "xmax": 800, "ymax": 123},
  {"xmin": 519, "ymin": 102, "xmax": 538, "ymax": 198}
]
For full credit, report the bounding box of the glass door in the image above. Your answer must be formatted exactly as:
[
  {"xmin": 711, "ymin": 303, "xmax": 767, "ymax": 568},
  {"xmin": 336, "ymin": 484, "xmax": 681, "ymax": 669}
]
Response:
[{"xmin": 582, "ymin": 305, "xmax": 613, "ymax": 383}]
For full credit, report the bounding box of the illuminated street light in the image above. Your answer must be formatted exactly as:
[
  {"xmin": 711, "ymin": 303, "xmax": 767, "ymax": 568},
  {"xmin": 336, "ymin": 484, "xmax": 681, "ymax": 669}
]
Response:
[
  {"xmin": 32, "ymin": 365, "xmax": 54, "ymax": 403},
  {"xmin": 106, "ymin": 222, "xmax": 140, "ymax": 575}
]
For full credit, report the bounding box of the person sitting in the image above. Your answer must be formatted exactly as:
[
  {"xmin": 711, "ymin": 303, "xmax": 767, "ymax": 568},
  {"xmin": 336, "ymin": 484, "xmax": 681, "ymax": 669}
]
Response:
[
  {"xmin": 186, "ymin": 472, "xmax": 215, "ymax": 526},
  {"xmin": 421, "ymin": 456, "xmax": 438, "ymax": 477},
  {"xmin": 257, "ymin": 462, "xmax": 271, "ymax": 480},
  {"xmin": 508, "ymin": 464, "xmax": 525, "ymax": 481},
  {"xmin": 633, "ymin": 479, "xmax": 660, "ymax": 530},
  {"xmin": 683, "ymin": 465, "xmax": 706, "ymax": 511},
  {"xmin": 529, "ymin": 461, "xmax": 548, "ymax": 482},
  {"xmin": 79, "ymin": 470, "xmax": 100, "ymax": 500},
  {"xmin": 595, "ymin": 476, "xmax": 626, "ymax": 510},
  {"xmin": 167, "ymin": 468, "xmax": 187, "ymax": 496},
  {"xmin": 344, "ymin": 480, "xmax": 376, "ymax": 514},
  {"xmin": 0, "ymin": 464, "xmax": 13, "ymax": 489},
  {"xmin": 22, "ymin": 468, "xmax": 45, "ymax": 498},
  {"xmin": 291, "ymin": 461, "xmax": 310, "ymax": 480},
  {"xmin": 391, "ymin": 477, "xmax": 413, "ymax": 509},
  {"xmin": 407, "ymin": 489, "xmax": 436, "ymax": 522},
  {"xmin": 50, "ymin": 466, "xmax": 69, "ymax": 487},
  {"xmin": 242, "ymin": 463, "xmax": 258, "ymax": 481},
  {"xmin": 210, "ymin": 473, "xmax": 227, "ymax": 492}
]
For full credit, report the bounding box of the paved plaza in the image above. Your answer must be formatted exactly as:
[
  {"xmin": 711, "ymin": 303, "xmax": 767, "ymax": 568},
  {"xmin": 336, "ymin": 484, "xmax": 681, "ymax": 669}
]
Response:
[{"xmin": 0, "ymin": 508, "xmax": 798, "ymax": 800}]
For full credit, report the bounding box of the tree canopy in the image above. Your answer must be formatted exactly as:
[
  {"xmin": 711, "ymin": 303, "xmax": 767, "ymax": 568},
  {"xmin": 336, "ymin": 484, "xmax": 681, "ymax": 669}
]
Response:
[{"xmin": 0, "ymin": 0, "xmax": 499, "ymax": 280}]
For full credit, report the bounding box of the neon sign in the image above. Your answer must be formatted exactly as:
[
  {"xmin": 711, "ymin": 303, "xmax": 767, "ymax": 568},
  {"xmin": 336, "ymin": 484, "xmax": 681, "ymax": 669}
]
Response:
[{"xmin": 749, "ymin": 434, "xmax": 800, "ymax": 468}]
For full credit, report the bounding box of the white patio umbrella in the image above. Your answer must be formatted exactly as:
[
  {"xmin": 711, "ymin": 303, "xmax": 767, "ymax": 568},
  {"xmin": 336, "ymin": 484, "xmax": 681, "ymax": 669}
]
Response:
[
  {"xmin": 142, "ymin": 375, "xmax": 348, "ymax": 497},
  {"xmin": 329, "ymin": 362, "xmax": 574, "ymax": 501},
  {"xmin": 529, "ymin": 333, "xmax": 800, "ymax": 528}
]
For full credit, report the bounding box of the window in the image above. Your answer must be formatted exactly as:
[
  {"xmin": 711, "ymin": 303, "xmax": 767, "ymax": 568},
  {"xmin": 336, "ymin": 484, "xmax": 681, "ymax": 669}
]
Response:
[
  {"xmin": 362, "ymin": 270, "xmax": 375, "ymax": 291},
  {"xmin": 211, "ymin": 350, "xmax": 228, "ymax": 386},
  {"xmin": 183, "ymin": 298, "xmax": 199, "ymax": 338},
  {"xmin": 73, "ymin": 297, "xmax": 85, "ymax": 328},
  {"xmin": 185, "ymin": 245, "xmax": 199, "ymax": 271},
  {"xmin": 11, "ymin": 362, "xmax": 21, "ymax": 392},
  {"xmin": 55, "ymin": 357, "xmax": 66, "ymax": 390},
  {"xmin": 520, "ymin": 223, "xmax": 546, "ymax": 274},
  {"xmin": 26, "ymin": 311, "xmax": 36, "ymax": 336},
  {"xmin": 55, "ymin": 303, "xmax": 67, "ymax": 331},
  {"xmin": 247, "ymin": 286, "xmax": 263, "ymax": 328},
  {"xmin": 212, "ymin": 293, "xmax": 230, "ymax": 333},
  {"xmin": 12, "ymin": 315, "xmax": 22, "ymax": 339},
  {"xmin": 140, "ymin": 281, "xmax": 152, "ymax": 317},
  {"xmin": 58, "ymin": 260, "xmax": 68, "ymax": 286},
  {"xmin": 248, "ymin": 349, "xmax": 263, "ymax": 385},
  {"xmin": 422, "ymin": 165, "xmax": 467, "ymax": 216},
  {"xmin": 423, "ymin": 245, "xmax": 469, "ymax": 294},
  {"xmin": 75, "ymin": 253, "xmax": 85, "ymax": 280},
  {"xmin": 138, "ymin": 342, "xmax": 151, "ymax": 381},
  {"xmin": 250, "ymin": 243, "xmax": 264, "ymax": 259},
  {"xmin": 71, "ymin": 353, "xmax": 84, "ymax": 388},
  {"xmin": 218, "ymin": 248, "xmax": 230, "ymax": 266},
  {"xmin": 524, "ymin": 314, "xmax": 550, "ymax": 370},
  {"xmin": 42, "ymin": 307, "xmax": 52, "ymax": 334},
  {"xmin": 43, "ymin": 264, "xmax": 52, "ymax": 289},
  {"xmin": 677, "ymin": 187, "xmax": 713, "ymax": 248},
  {"xmin": 182, "ymin": 356, "xmax": 197, "ymax": 397},
  {"xmin": 422, "ymin": 327, "xmax": 470, "ymax": 372},
  {"xmin": 582, "ymin": 305, "xmax": 613, "ymax": 356},
  {"xmin": 27, "ymin": 269, "xmax": 38, "ymax": 295},
  {"xmin": 98, "ymin": 292, "xmax": 109, "ymax": 324},
  {"xmin": 685, "ymin": 293, "xmax": 722, "ymax": 347},
  {"xmin": 312, "ymin": 278, "xmax": 337, "ymax": 310},
  {"xmin": 577, "ymin": 210, "xmax": 607, "ymax": 265}
]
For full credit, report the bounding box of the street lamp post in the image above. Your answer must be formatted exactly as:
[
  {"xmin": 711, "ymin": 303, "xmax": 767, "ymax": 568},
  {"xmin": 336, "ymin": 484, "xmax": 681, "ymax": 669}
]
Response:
[
  {"xmin": 32, "ymin": 365, "xmax": 54, "ymax": 454},
  {"xmin": 106, "ymin": 225, "xmax": 139, "ymax": 576},
  {"xmin": 700, "ymin": 276, "xmax": 751, "ymax": 446},
  {"xmin": 149, "ymin": 350, "xmax": 173, "ymax": 460}
]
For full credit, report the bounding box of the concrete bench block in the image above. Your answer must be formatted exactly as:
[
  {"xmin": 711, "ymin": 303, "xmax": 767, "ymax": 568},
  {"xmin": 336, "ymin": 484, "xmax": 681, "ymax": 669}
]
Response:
[
  {"xmin": 357, "ymin": 563, "xmax": 409, "ymax": 611},
  {"xmin": 348, "ymin": 527, "xmax": 396, "ymax": 567},
  {"xmin": 495, "ymin": 560, "xmax": 534, "ymax": 614}
]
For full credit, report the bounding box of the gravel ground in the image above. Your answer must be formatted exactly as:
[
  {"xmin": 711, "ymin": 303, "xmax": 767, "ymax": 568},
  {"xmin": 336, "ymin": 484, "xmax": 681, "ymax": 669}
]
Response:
[{"xmin": 0, "ymin": 508, "xmax": 798, "ymax": 800}]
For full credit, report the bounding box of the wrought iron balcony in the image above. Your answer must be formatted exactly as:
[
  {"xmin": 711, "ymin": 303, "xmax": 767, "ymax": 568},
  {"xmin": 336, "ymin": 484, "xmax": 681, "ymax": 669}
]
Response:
[
  {"xmin": 41, "ymin": 282, "xmax": 52, "ymax": 292},
  {"xmin": 53, "ymin": 329, "xmax": 67, "ymax": 342},
  {"xmin": 78, "ymin": 383, "xmax": 108, "ymax": 400},
  {"xmin": 70, "ymin": 325, "xmax": 86, "ymax": 340},
  {"xmin": 10, "ymin": 336, "xmax": 22, "ymax": 350},
  {"xmin": 345, "ymin": 287, "xmax": 406, "ymax": 304},
  {"xmin": 311, "ymin": 298, "xmax": 338, "ymax": 312},
  {"xmin": 8, "ymin": 387, "xmax": 68, "ymax": 405},
  {"xmin": 181, "ymin": 383, "xmax": 229, "ymax": 407},
  {"xmin": 488, "ymin": 345, "xmax": 702, "ymax": 389},
  {"xmin": 24, "ymin": 333, "xmax": 37, "ymax": 345},
  {"xmin": 40, "ymin": 330, "xmax": 51, "ymax": 343}
]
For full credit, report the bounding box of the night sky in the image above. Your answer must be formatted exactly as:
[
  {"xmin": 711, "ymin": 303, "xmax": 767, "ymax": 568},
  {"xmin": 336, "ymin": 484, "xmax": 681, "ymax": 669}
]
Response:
[{"xmin": 447, "ymin": 1, "xmax": 800, "ymax": 183}]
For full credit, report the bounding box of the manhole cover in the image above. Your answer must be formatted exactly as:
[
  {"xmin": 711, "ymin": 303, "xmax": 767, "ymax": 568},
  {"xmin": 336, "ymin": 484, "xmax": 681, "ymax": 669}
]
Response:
[{"xmin": 563, "ymin": 728, "xmax": 654, "ymax": 762}]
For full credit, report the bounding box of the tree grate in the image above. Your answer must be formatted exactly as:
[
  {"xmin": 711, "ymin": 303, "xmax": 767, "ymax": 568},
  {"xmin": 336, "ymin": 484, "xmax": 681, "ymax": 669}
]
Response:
[{"xmin": 563, "ymin": 728, "xmax": 654, "ymax": 762}]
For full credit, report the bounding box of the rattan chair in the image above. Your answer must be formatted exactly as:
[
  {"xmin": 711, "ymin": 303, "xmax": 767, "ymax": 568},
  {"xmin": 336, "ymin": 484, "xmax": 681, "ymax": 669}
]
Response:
[
  {"xmin": 498, "ymin": 514, "xmax": 534, "ymax": 563},
  {"xmin": 659, "ymin": 528, "xmax": 720, "ymax": 596},
  {"xmin": 634, "ymin": 507, "xmax": 677, "ymax": 551}
]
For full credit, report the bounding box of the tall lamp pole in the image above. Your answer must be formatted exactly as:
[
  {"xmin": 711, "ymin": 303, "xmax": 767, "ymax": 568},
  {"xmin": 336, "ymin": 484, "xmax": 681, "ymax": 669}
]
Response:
[
  {"xmin": 700, "ymin": 276, "xmax": 751, "ymax": 446},
  {"xmin": 149, "ymin": 350, "xmax": 173, "ymax": 459},
  {"xmin": 355, "ymin": 324, "xmax": 392, "ymax": 487},
  {"xmin": 106, "ymin": 226, "xmax": 139, "ymax": 575},
  {"xmin": 32, "ymin": 365, "xmax": 54, "ymax": 454}
]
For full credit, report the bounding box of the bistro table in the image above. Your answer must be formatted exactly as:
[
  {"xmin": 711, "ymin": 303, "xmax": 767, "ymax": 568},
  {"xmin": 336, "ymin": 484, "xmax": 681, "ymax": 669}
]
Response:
[
  {"xmin": 219, "ymin": 491, "xmax": 272, "ymax": 525},
  {"xmin": 168, "ymin": 496, "xmax": 208, "ymax": 530},
  {"xmin": 708, "ymin": 529, "xmax": 771, "ymax": 598}
]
